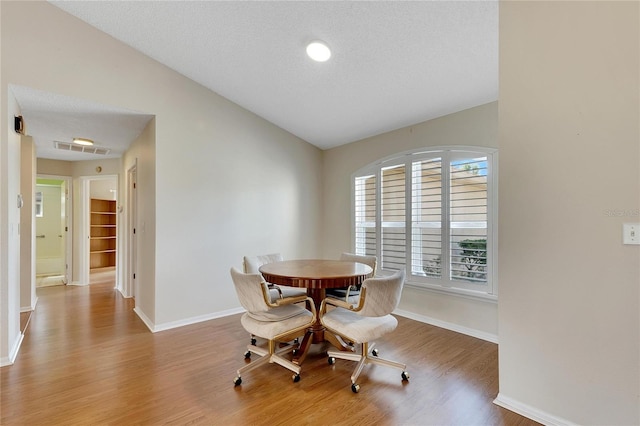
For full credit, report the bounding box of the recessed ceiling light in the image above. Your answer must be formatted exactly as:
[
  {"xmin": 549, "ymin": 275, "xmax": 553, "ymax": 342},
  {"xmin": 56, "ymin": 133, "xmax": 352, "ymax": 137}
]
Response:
[
  {"xmin": 306, "ymin": 41, "xmax": 331, "ymax": 62},
  {"xmin": 73, "ymin": 137, "xmax": 94, "ymax": 146}
]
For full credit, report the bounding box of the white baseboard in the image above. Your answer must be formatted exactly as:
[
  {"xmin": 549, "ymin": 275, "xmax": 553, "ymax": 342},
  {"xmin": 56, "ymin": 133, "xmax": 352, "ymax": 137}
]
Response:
[
  {"xmin": 134, "ymin": 307, "xmax": 245, "ymax": 333},
  {"xmin": 133, "ymin": 307, "xmax": 155, "ymax": 332},
  {"xmin": 394, "ymin": 309, "xmax": 498, "ymax": 344},
  {"xmin": 494, "ymin": 393, "xmax": 576, "ymax": 426},
  {"xmin": 0, "ymin": 332, "xmax": 24, "ymax": 367},
  {"xmin": 21, "ymin": 297, "xmax": 38, "ymax": 313}
]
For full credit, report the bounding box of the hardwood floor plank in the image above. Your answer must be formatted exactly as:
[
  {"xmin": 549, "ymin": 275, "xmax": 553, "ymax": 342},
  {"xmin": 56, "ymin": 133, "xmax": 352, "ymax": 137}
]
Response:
[{"xmin": 1, "ymin": 281, "xmax": 539, "ymax": 425}]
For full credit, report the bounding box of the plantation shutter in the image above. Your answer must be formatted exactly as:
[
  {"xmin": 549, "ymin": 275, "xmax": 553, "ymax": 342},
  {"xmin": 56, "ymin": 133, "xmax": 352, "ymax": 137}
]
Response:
[
  {"xmin": 355, "ymin": 175, "xmax": 376, "ymax": 257},
  {"xmin": 353, "ymin": 148, "xmax": 495, "ymax": 295},
  {"xmin": 411, "ymin": 158, "xmax": 442, "ymax": 278},
  {"xmin": 449, "ymin": 156, "xmax": 488, "ymax": 284},
  {"xmin": 381, "ymin": 164, "xmax": 406, "ymax": 271}
]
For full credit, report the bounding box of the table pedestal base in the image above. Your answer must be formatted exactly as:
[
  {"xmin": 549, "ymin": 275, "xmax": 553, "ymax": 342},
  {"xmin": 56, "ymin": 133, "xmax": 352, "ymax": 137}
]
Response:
[{"xmin": 291, "ymin": 288, "xmax": 354, "ymax": 365}]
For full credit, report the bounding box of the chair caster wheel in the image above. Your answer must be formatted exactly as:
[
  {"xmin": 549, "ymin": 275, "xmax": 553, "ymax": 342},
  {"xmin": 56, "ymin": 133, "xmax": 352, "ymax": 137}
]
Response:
[
  {"xmin": 401, "ymin": 371, "xmax": 410, "ymax": 381},
  {"xmin": 328, "ymin": 357, "xmax": 335, "ymax": 365},
  {"xmin": 351, "ymin": 383, "xmax": 360, "ymax": 393},
  {"xmin": 250, "ymin": 338, "xmax": 257, "ymax": 345},
  {"xmin": 244, "ymin": 351, "xmax": 251, "ymax": 359},
  {"xmin": 233, "ymin": 376, "xmax": 242, "ymax": 386},
  {"xmin": 372, "ymin": 348, "xmax": 379, "ymax": 357},
  {"xmin": 293, "ymin": 374, "xmax": 301, "ymax": 383},
  {"xmin": 292, "ymin": 349, "xmax": 298, "ymax": 356},
  {"xmin": 294, "ymin": 337, "xmax": 299, "ymax": 344}
]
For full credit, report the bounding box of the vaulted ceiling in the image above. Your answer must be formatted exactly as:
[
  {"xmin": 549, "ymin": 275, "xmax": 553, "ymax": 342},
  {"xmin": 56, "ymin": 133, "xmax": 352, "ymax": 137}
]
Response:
[{"xmin": 15, "ymin": 1, "xmax": 498, "ymax": 161}]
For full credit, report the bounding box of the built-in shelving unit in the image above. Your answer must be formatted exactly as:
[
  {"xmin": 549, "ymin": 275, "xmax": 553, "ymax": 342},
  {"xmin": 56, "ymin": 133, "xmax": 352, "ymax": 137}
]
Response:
[{"xmin": 90, "ymin": 198, "xmax": 116, "ymax": 269}]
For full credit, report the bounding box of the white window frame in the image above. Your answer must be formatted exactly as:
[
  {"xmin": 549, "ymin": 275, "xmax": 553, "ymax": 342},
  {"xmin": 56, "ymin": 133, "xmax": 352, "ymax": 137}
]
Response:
[{"xmin": 352, "ymin": 146, "xmax": 498, "ymax": 299}]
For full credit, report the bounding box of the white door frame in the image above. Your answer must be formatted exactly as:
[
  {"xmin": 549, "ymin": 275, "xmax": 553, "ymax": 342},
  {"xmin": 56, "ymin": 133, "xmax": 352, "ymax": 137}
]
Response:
[
  {"xmin": 79, "ymin": 174, "xmax": 119, "ymax": 286},
  {"xmin": 36, "ymin": 174, "xmax": 72, "ymax": 286},
  {"xmin": 125, "ymin": 162, "xmax": 137, "ymax": 298}
]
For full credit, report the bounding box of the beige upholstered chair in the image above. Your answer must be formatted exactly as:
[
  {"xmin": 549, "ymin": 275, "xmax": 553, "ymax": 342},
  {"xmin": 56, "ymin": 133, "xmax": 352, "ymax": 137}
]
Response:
[
  {"xmin": 242, "ymin": 253, "xmax": 307, "ymax": 345},
  {"xmin": 320, "ymin": 269, "xmax": 408, "ymax": 393},
  {"xmin": 326, "ymin": 252, "xmax": 377, "ymax": 304},
  {"xmin": 243, "ymin": 253, "xmax": 306, "ymax": 302},
  {"xmin": 230, "ymin": 267, "xmax": 316, "ymax": 386}
]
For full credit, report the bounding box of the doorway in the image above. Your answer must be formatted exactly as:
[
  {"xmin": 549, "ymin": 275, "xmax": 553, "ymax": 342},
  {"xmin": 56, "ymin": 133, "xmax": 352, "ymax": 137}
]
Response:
[
  {"xmin": 87, "ymin": 176, "xmax": 118, "ymax": 285},
  {"xmin": 35, "ymin": 177, "xmax": 71, "ymax": 287}
]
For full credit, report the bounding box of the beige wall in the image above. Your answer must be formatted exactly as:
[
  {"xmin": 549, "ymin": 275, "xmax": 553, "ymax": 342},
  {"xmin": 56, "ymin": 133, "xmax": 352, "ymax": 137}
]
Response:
[
  {"xmin": 1, "ymin": 1, "xmax": 323, "ymax": 332},
  {"xmin": 322, "ymin": 102, "xmax": 499, "ymax": 340},
  {"xmin": 37, "ymin": 158, "xmax": 72, "ymax": 176},
  {"xmin": 497, "ymin": 2, "xmax": 639, "ymax": 424},
  {"xmin": 123, "ymin": 118, "xmax": 156, "ymax": 324}
]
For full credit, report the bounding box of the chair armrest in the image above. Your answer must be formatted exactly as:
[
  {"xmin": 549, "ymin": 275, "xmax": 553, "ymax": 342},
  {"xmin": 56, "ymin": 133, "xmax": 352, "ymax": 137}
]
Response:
[
  {"xmin": 320, "ymin": 295, "xmax": 354, "ymax": 317},
  {"xmin": 323, "ymin": 296, "xmax": 353, "ymax": 309},
  {"xmin": 320, "ymin": 287, "xmax": 367, "ymax": 316},
  {"xmin": 343, "ymin": 284, "xmax": 357, "ymax": 301},
  {"xmin": 261, "ymin": 285, "xmax": 317, "ymax": 321},
  {"xmin": 268, "ymin": 283, "xmax": 284, "ymax": 298},
  {"xmin": 271, "ymin": 294, "xmax": 308, "ymax": 307}
]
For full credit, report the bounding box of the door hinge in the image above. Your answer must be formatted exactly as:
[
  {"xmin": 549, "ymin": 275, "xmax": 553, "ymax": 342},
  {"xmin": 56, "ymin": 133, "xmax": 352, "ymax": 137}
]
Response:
[{"xmin": 133, "ymin": 273, "xmax": 136, "ymax": 279}]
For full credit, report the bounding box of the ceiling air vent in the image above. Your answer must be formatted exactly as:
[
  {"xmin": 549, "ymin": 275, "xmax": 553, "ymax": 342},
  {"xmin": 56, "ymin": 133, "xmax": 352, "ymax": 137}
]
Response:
[{"xmin": 54, "ymin": 141, "xmax": 111, "ymax": 155}]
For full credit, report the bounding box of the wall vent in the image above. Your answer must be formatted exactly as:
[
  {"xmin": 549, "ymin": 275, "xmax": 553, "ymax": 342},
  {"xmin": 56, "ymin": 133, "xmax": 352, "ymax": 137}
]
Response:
[{"xmin": 54, "ymin": 141, "xmax": 111, "ymax": 155}]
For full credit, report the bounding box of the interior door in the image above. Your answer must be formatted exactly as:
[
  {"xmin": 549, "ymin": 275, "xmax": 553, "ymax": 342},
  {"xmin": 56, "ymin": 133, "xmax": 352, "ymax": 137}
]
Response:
[{"xmin": 35, "ymin": 180, "xmax": 67, "ymax": 286}]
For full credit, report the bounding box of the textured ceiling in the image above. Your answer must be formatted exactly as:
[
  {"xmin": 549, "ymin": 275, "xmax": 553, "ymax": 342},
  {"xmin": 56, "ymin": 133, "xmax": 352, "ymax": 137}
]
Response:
[
  {"xmin": 18, "ymin": 1, "xmax": 498, "ymax": 160},
  {"xmin": 13, "ymin": 85, "xmax": 153, "ymax": 161}
]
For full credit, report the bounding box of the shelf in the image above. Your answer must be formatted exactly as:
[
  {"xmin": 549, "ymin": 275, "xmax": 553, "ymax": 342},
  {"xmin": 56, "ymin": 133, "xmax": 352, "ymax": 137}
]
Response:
[{"xmin": 90, "ymin": 198, "xmax": 116, "ymax": 269}]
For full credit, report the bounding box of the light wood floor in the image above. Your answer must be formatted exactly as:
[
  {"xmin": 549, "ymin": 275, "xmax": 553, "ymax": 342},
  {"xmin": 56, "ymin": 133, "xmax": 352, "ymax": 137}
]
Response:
[{"xmin": 2, "ymin": 280, "xmax": 539, "ymax": 426}]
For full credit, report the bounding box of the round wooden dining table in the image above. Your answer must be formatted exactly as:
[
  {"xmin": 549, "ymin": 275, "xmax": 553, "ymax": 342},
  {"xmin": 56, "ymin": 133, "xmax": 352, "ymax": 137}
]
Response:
[{"xmin": 259, "ymin": 259, "xmax": 373, "ymax": 364}]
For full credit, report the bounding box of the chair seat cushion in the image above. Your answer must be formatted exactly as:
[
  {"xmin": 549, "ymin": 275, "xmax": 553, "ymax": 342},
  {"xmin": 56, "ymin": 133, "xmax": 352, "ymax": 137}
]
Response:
[
  {"xmin": 321, "ymin": 307, "xmax": 397, "ymax": 344},
  {"xmin": 242, "ymin": 308, "xmax": 312, "ymax": 339},
  {"xmin": 247, "ymin": 303, "xmax": 305, "ymax": 321}
]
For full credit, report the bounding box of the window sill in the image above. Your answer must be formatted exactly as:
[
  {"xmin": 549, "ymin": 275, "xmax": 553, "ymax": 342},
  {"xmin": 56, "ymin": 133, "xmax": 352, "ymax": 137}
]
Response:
[{"xmin": 405, "ymin": 280, "xmax": 498, "ymax": 303}]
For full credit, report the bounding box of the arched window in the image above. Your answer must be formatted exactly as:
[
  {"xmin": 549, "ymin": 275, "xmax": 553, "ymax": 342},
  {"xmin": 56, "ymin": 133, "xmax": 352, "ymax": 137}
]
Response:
[{"xmin": 353, "ymin": 146, "xmax": 497, "ymax": 297}]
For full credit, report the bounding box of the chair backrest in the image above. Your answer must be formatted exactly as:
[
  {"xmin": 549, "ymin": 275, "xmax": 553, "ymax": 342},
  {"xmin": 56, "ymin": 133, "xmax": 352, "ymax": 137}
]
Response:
[
  {"xmin": 230, "ymin": 267, "xmax": 270, "ymax": 314},
  {"xmin": 243, "ymin": 253, "xmax": 283, "ymax": 274},
  {"xmin": 340, "ymin": 252, "xmax": 377, "ymax": 278},
  {"xmin": 359, "ymin": 269, "xmax": 405, "ymax": 317}
]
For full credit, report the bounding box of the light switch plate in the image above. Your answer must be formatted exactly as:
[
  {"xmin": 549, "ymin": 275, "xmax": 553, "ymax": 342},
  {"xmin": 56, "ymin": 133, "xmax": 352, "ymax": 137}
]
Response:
[{"xmin": 623, "ymin": 223, "xmax": 640, "ymax": 245}]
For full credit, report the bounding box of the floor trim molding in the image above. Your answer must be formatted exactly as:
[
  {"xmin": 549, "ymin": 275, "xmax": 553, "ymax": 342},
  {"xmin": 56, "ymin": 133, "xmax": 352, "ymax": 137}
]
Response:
[
  {"xmin": 493, "ymin": 393, "xmax": 576, "ymax": 426},
  {"xmin": 135, "ymin": 306, "xmax": 245, "ymax": 333},
  {"xmin": 395, "ymin": 309, "xmax": 498, "ymax": 343},
  {"xmin": 0, "ymin": 332, "xmax": 24, "ymax": 367}
]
